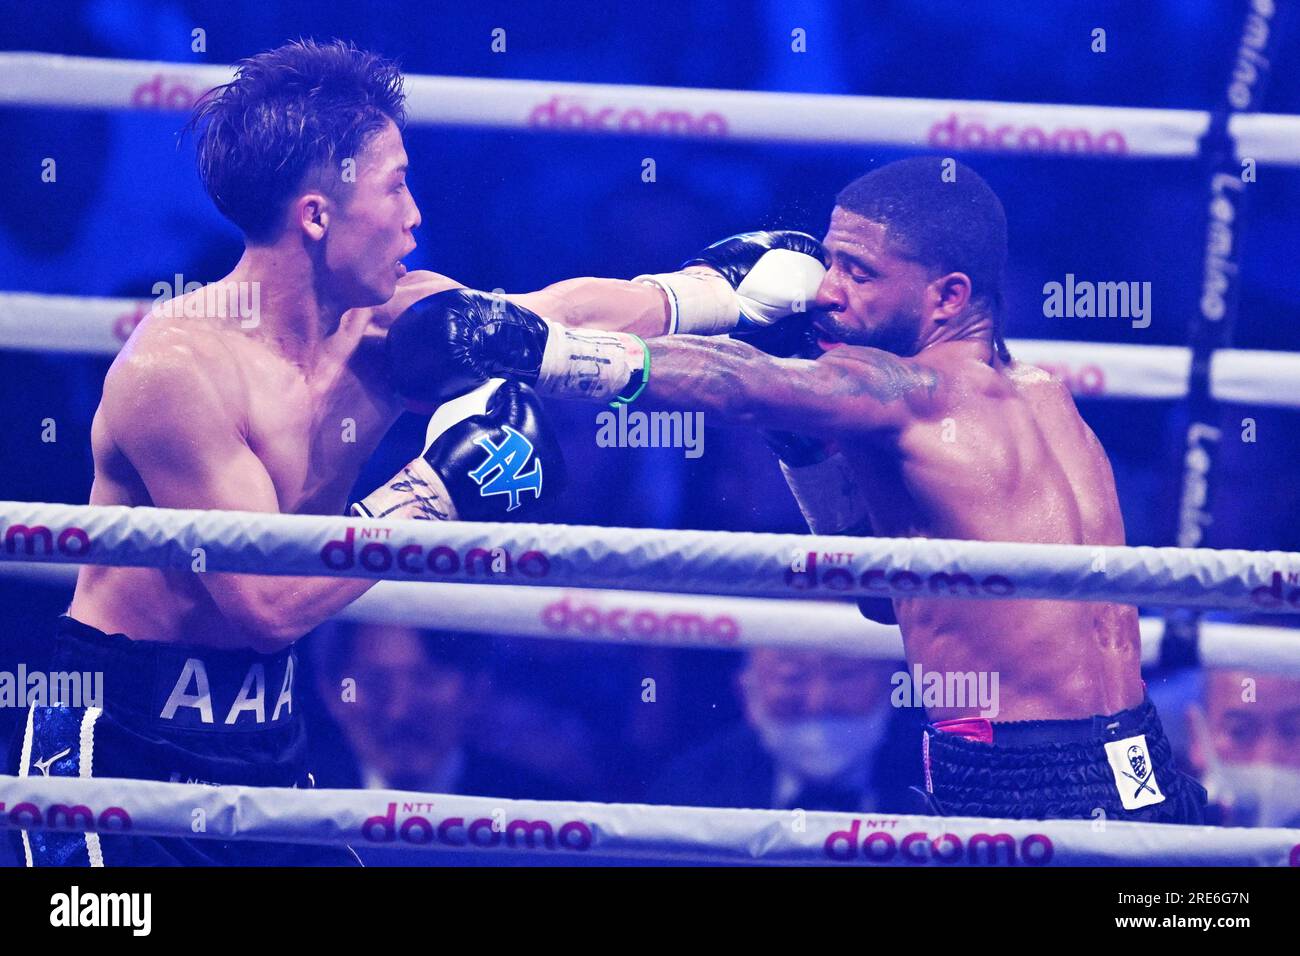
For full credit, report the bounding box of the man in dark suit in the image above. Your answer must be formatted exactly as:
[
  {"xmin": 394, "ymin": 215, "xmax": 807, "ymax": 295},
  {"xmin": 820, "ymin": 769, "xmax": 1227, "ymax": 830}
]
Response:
[
  {"xmin": 312, "ymin": 622, "xmax": 571, "ymax": 864},
  {"xmin": 649, "ymin": 648, "xmax": 925, "ymax": 814}
]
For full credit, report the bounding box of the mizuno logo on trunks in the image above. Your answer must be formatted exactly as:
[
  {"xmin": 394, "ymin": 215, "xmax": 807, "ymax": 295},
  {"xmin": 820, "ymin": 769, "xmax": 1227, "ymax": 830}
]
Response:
[{"xmin": 32, "ymin": 748, "xmax": 72, "ymax": 776}]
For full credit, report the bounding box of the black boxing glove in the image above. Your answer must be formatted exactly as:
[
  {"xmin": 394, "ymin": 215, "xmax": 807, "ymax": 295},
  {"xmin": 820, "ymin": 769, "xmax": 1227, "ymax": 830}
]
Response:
[
  {"xmin": 386, "ymin": 288, "xmax": 649, "ymax": 407},
  {"xmin": 633, "ymin": 230, "xmax": 828, "ymax": 335},
  {"xmin": 353, "ymin": 379, "xmax": 566, "ymax": 521},
  {"xmin": 386, "ymin": 289, "xmax": 544, "ymax": 404}
]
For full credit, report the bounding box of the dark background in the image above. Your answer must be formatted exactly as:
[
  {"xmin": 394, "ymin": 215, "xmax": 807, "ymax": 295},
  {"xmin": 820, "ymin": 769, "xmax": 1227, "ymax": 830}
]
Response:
[{"xmin": 1, "ymin": 0, "xmax": 1297, "ymax": 802}]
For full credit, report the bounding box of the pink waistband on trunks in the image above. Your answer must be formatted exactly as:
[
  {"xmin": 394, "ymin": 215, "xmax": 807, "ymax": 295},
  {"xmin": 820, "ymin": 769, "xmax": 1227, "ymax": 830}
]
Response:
[{"xmin": 930, "ymin": 716, "xmax": 995, "ymax": 744}]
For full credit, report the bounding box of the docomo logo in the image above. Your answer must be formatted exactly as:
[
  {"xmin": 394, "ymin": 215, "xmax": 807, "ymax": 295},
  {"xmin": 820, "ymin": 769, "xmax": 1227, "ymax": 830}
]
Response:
[
  {"xmin": 786, "ymin": 552, "xmax": 1015, "ymax": 598},
  {"xmin": 0, "ymin": 800, "xmax": 132, "ymax": 833},
  {"xmin": 321, "ymin": 527, "xmax": 551, "ymax": 579},
  {"xmin": 1, "ymin": 523, "xmax": 92, "ymax": 558},
  {"xmin": 825, "ymin": 819, "xmax": 1053, "ymax": 865},
  {"xmin": 928, "ymin": 113, "xmax": 1127, "ymax": 155},
  {"xmin": 528, "ymin": 96, "xmax": 728, "ymax": 137},
  {"xmin": 113, "ymin": 303, "xmax": 153, "ymax": 344},
  {"xmin": 130, "ymin": 74, "xmax": 211, "ymax": 111},
  {"xmin": 1250, "ymin": 572, "xmax": 1300, "ymax": 610},
  {"xmin": 1035, "ymin": 361, "xmax": 1107, "ymax": 397},
  {"xmin": 363, "ymin": 802, "xmax": 593, "ymax": 853},
  {"xmin": 541, "ymin": 593, "xmax": 740, "ymax": 647}
]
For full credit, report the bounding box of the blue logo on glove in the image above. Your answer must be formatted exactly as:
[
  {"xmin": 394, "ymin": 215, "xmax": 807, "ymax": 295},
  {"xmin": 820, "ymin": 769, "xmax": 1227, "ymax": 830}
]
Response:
[{"xmin": 469, "ymin": 426, "xmax": 543, "ymax": 512}]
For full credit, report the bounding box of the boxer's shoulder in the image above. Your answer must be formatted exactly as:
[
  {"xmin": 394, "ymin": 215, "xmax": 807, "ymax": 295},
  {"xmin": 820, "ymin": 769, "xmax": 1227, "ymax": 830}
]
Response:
[
  {"xmin": 358, "ymin": 270, "xmax": 465, "ymax": 330},
  {"xmin": 103, "ymin": 318, "xmax": 245, "ymax": 434},
  {"xmin": 1002, "ymin": 359, "xmax": 1079, "ymax": 415},
  {"xmin": 1004, "ymin": 358, "xmax": 1064, "ymax": 392},
  {"xmin": 111, "ymin": 314, "xmax": 238, "ymax": 381},
  {"xmin": 820, "ymin": 345, "xmax": 946, "ymax": 416}
]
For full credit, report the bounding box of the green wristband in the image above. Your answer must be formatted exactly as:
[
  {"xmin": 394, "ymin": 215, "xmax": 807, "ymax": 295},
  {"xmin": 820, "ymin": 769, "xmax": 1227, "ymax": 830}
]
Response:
[{"xmin": 609, "ymin": 335, "xmax": 651, "ymax": 408}]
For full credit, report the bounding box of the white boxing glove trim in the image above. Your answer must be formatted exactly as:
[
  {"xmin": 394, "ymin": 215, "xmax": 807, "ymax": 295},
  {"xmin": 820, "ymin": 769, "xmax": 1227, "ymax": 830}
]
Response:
[
  {"xmin": 424, "ymin": 378, "xmax": 506, "ymax": 449},
  {"xmin": 633, "ymin": 271, "xmax": 738, "ymax": 335},
  {"xmin": 778, "ymin": 454, "xmax": 869, "ymax": 535}
]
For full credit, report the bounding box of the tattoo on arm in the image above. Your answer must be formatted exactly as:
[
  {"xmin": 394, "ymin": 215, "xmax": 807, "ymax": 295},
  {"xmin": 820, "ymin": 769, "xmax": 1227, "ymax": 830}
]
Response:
[
  {"xmin": 643, "ymin": 337, "xmax": 940, "ymax": 433},
  {"xmin": 644, "ymin": 336, "xmax": 764, "ymax": 415},
  {"xmin": 832, "ymin": 351, "xmax": 940, "ymax": 405}
]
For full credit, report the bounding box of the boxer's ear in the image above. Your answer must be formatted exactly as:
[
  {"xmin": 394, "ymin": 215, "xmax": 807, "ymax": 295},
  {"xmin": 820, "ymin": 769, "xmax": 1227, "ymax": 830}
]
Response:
[
  {"xmin": 928, "ymin": 271, "xmax": 971, "ymax": 322},
  {"xmin": 297, "ymin": 191, "xmax": 330, "ymax": 241}
]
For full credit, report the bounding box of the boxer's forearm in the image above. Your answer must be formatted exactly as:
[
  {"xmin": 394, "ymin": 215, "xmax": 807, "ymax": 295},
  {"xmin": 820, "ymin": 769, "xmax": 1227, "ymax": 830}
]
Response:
[
  {"xmin": 640, "ymin": 335, "xmax": 789, "ymax": 422},
  {"xmin": 639, "ymin": 336, "xmax": 924, "ymax": 435},
  {"xmin": 211, "ymin": 573, "xmax": 379, "ymax": 644},
  {"xmin": 508, "ymin": 278, "xmax": 671, "ymax": 338}
]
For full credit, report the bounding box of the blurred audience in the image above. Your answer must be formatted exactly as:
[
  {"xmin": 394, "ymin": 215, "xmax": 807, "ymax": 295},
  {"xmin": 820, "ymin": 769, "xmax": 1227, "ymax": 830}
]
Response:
[
  {"xmin": 312, "ymin": 622, "xmax": 570, "ymax": 801},
  {"xmin": 648, "ymin": 648, "xmax": 924, "ymax": 813},
  {"xmin": 1187, "ymin": 669, "xmax": 1300, "ymax": 828},
  {"xmin": 2, "ymin": 1, "xmax": 1299, "ymax": 869}
]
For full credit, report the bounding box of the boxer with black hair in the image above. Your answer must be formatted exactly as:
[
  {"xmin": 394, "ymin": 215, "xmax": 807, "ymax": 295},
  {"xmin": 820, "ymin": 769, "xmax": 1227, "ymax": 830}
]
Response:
[{"xmin": 393, "ymin": 157, "xmax": 1207, "ymax": 825}]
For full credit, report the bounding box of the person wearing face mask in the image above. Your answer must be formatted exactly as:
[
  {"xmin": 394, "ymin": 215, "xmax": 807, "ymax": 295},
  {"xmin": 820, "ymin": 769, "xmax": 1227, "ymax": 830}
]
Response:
[
  {"xmin": 647, "ymin": 649, "xmax": 923, "ymax": 813},
  {"xmin": 1187, "ymin": 669, "xmax": 1300, "ymax": 829},
  {"xmin": 395, "ymin": 157, "xmax": 1206, "ymax": 824}
]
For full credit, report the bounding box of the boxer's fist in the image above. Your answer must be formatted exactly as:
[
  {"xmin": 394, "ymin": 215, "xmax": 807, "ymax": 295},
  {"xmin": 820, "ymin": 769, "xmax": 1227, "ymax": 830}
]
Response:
[
  {"xmin": 387, "ymin": 288, "xmax": 649, "ymax": 407},
  {"xmin": 354, "ymin": 379, "xmax": 566, "ymax": 521},
  {"xmin": 684, "ymin": 230, "xmax": 829, "ymax": 331},
  {"xmin": 386, "ymin": 289, "xmax": 552, "ymax": 404},
  {"xmin": 632, "ymin": 230, "xmax": 828, "ymax": 336},
  {"xmin": 421, "ymin": 378, "xmax": 565, "ymax": 519}
]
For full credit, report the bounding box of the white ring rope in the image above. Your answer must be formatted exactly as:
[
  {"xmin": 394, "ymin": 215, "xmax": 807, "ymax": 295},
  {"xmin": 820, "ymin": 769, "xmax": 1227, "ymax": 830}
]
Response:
[
  {"xmin": 3, "ymin": 47, "xmax": 1297, "ymax": 873},
  {"xmin": 3, "ymin": 52, "xmax": 1300, "ymax": 164},
  {"xmin": 1, "ymin": 774, "xmax": 1296, "ymax": 866},
  {"xmin": 1, "ymin": 292, "xmax": 1299, "ymax": 407},
  {"xmin": 3, "ymin": 562, "xmax": 1298, "ymax": 674},
  {"xmin": 1, "ymin": 500, "xmax": 1299, "ymax": 613}
]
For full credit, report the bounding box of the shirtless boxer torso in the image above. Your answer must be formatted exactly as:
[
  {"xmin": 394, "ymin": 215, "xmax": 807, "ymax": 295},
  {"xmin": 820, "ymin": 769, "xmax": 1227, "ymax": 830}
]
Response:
[
  {"xmin": 402, "ymin": 157, "xmax": 1207, "ymax": 822},
  {"xmin": 13, "ymin": 39, "xmax": 666, "ymax": 867},
  {"xmin": 641, "ymin": 174, "xmax": 1205, "ymax": 822},
  {"xmin": 71, "ymin": 270, "xmax": 437, "ymax": 651},
  {"xmin": 829, "ymin": 335, "xmax": 1143, "ymax": 725},
  {"xmin": 71, "ymin": 148, "xmax": 662, "ymax": 653},
  {"xmin": 639, "ymin": 213, "xmax": 1144, "ymax": 725}
]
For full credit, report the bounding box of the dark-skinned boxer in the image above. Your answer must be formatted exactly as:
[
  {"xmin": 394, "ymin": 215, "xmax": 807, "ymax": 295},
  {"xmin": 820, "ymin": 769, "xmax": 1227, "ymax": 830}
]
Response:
[{"xmin": 382, "ymin": 158, "xmax": 1208, "ymax": 824}]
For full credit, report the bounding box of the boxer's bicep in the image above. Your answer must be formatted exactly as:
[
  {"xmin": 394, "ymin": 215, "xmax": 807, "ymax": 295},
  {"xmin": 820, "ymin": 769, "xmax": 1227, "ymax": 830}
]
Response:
[
  {"xmin": 105, "ymin": 355, "xmax": 279, "ymax": 514},
  {"xmin": 105, "ymin": 357, "xmax": 297, "ymax": 633},
  {"xmin": 785, "ymin": 351, "xmax": 940, "ymax": 435}
]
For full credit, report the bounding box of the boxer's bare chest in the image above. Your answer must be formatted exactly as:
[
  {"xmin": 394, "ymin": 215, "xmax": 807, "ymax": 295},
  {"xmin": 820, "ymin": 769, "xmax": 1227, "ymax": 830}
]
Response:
[{"xmin": 237, "ymin": 333, "xmax": 403, "ymax": 514}]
